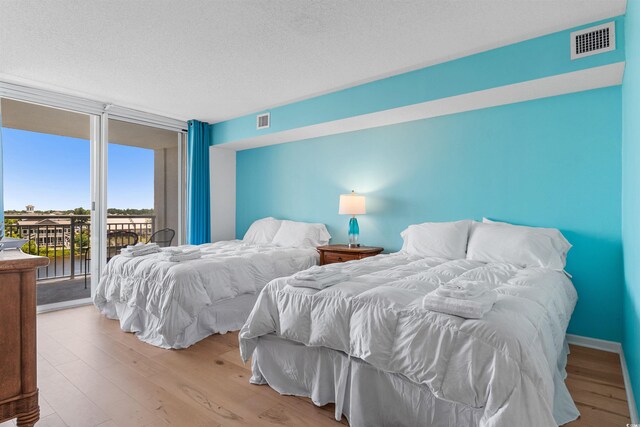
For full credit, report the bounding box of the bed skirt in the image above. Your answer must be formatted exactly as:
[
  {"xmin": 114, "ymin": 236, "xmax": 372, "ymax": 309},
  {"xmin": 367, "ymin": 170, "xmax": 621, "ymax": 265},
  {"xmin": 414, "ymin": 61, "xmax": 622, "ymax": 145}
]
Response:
[
  {"xmin": 249, "ymin": 334, "xmax": 579, "ymax": 427},
  {"xmin": 99, "ymin": 293, "xmax": 259, "ymax": 349}
]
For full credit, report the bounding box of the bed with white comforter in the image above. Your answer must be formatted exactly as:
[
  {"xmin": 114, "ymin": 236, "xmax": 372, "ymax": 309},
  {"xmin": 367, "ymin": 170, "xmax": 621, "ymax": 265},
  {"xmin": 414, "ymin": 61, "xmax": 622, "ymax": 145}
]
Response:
[
  {"xmin": 94, "ymin": 240, "xmax": 318, "ymax": 348},
  {"xmin": 239, "ymin": 252, "xmax": 579, "ymax": 427}
]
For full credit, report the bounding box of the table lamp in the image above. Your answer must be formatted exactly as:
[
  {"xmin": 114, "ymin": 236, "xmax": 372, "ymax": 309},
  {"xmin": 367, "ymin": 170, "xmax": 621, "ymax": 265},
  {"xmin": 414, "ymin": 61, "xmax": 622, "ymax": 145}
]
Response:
[{"xmin": 339, "ymin": 190, "xmax": 366, "ymax": 248}]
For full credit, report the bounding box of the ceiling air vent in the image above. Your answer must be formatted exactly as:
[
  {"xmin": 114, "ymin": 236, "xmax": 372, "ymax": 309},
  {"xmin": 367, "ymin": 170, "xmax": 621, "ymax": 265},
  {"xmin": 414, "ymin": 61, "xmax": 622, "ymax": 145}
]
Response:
[
  {"xmin": 571, "ymin": 22, "xmax": 615, "ymax": 60},
  {"xmin": 257, "ymin": 112, "xmax": 270, "ymax": 130}
]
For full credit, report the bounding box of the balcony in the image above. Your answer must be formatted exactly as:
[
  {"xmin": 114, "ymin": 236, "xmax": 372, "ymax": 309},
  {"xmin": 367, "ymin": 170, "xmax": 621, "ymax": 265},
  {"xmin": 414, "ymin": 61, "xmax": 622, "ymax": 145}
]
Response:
[{"xmin": 4, "ymin": 214, "xmax": 155, "ymax": 306}]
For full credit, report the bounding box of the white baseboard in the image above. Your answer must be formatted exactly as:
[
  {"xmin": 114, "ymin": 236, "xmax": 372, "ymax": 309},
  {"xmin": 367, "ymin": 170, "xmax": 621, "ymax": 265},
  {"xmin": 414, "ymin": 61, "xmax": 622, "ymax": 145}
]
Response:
[
  {"xmin": 621, "ymin": 349, "xmax": 639, "ymax": 424},
  {"xmin": 567, "ymin": 334, "xmax": 638, "ymax": 423},
  {"xmin": 36, "ymin": 298, "xmax": 93, "ymax": 314},
  {"xmin": 566, "ymin": 333, "xmax": 622, "ymax": 353}
]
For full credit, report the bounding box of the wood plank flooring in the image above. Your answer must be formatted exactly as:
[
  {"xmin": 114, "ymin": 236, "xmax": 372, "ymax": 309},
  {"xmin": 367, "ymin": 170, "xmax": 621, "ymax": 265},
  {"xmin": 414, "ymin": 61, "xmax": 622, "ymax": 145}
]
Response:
[
  {"xmin": 565, "ymin": 345, "xmax": 632, "ymax": 426},
  {"xmin": 0, "ymin": 305, "xmax": 631, "ymax": 426}
]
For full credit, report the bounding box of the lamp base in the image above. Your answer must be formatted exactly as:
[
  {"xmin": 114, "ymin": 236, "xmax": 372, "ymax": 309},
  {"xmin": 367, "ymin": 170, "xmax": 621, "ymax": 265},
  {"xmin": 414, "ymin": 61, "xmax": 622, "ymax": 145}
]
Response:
[
  {"xmin": 348, "ymin": 243, "xmax": 361, "ymax": 248},
  {"xmin": 348, "ymin": 217, "xmax": 360, "ymax": 248}
]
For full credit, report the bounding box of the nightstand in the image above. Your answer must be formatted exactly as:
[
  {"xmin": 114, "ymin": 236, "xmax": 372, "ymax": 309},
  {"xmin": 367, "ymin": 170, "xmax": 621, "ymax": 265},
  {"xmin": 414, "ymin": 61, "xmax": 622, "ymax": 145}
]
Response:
[{"xmin": 317, "ymin": 244, "xmax": 384, "ymax": 266}]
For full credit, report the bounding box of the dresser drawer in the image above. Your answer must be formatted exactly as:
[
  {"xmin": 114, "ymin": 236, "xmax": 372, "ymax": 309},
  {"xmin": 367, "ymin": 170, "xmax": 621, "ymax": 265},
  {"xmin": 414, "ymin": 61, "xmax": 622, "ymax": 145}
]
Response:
[
  {"xmin": 323, "ymin": 252, "xmax": 360, "ymax": 265},
  {"xmin": 318, "ymin": 245, "xmax": 384, "ymax": 266}
]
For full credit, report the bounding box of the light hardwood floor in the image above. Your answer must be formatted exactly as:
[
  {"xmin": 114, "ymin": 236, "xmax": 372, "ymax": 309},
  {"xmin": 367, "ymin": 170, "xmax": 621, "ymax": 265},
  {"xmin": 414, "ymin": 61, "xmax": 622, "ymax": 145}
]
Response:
[{"xmin": 0, "ymin": 305, "xmax": 631, "ymax": 427}]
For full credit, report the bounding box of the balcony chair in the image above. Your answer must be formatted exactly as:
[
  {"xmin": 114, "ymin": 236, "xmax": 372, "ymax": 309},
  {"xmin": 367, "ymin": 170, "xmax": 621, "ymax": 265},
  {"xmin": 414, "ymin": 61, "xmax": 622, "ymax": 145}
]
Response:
[
  {"xmin": 83, "ymin": 230, "xmax": 139, "ymax": 289},
  {"xmin": 107, "ymin": 230, "xmax": 139, "ymax": 260},
  {"xmin": 147, "ymin": 228, "xmax": 175, "ymax": 247}
]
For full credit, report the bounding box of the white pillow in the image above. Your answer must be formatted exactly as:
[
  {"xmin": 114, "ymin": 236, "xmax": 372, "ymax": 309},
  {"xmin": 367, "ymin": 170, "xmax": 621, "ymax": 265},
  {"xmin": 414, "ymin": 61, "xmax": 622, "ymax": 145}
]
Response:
[
  {"xmin": 243, "ymin": 217, "xmax": 282, "ymax": 244},
  {"xmin": 272, "ymin": 220, "xmax": 331, "ymax": 247},
  {"xmin": 400, "ymin": 220, "xmax": 471, "ymax": 259},
  {"xmin": 467, "ymin": 221, "xmax": 569, "ymax": 269},
  {"xmin": 482, "ymin": 218, "xmax": 572, "ymax": 264}
]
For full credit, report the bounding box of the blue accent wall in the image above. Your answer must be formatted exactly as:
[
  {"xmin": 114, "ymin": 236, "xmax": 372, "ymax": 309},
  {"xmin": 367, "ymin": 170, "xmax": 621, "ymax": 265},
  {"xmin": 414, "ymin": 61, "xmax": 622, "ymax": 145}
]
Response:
[
  {"xmin": 623, "ymin": 1, "xmax": 640, "ymax": 417},
  {"xmin": 213, "ymin": 17, "xmax": 624, "ymax": 146},
  {"xmin": 237, "ymin": 87, "xmax": 623, "ymax": 341}
]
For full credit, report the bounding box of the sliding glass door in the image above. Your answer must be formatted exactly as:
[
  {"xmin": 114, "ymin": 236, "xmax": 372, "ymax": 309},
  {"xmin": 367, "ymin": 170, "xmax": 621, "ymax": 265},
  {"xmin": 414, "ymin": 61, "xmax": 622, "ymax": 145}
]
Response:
[
  {"xmin": 105, "ymin": 118, "xmax": 185, "ymax": 261},
  {"xmin": 0, "ymin": 88, "xmax": 187, "ymax": 312},
  {"xmin": 0, "ymin": 98, "xmax": 98, "ymax": 309}
]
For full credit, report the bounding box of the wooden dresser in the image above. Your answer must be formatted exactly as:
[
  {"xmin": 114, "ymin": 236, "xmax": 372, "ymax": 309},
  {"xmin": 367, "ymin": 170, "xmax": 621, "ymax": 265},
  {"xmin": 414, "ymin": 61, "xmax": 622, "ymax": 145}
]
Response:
[
  {"xmin": 0, "ymin": 250, "xmax": 48, "ymax": 427},
  {"xmin": 317, "ymin": 244, "xmax": 384, "ymax": 265}
]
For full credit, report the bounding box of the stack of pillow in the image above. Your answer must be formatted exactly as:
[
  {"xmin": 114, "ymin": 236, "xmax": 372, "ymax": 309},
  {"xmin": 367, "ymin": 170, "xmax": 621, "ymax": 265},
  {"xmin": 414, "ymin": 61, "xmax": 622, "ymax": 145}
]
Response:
[
  {"xmin": 401, "ymin": 218, "xmax": 571, "ymax": 270},
  {"xmin": 242, "ymin": 217, "xmax": 331, "ymax": 248}
]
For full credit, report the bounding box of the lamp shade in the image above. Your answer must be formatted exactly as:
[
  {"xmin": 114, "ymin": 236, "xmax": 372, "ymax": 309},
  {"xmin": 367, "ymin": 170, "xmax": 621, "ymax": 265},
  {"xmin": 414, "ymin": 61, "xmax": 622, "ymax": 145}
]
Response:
[{"xmin": 339, "ymin": 191, "xmax": 366, "ymax": 215}]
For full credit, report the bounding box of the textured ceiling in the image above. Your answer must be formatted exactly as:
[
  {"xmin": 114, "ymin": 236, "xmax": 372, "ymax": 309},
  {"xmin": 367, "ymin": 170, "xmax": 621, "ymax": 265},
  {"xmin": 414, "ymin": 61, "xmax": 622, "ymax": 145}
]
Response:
[{"xmin": 0, "ymin": 0, "xmax": 627, "ymax": 123}]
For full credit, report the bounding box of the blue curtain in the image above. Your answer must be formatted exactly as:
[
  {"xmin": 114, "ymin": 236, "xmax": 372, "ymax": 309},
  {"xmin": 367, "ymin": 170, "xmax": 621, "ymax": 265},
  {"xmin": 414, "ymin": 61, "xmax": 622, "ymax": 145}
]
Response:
[{"xmin": 186, "ymin": 120, "xmax": 211, "ymax": 244}]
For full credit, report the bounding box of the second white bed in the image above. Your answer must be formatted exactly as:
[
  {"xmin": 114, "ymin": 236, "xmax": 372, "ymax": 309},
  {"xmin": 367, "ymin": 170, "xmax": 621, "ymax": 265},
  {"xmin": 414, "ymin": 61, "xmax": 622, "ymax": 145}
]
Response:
[
  {"xmin": 94, "ymin": 240, "xmax": 319, "ymax": 348},
  {"xmin": 240, "ymin": 252, "xmax": 579, "ymax": 426}
]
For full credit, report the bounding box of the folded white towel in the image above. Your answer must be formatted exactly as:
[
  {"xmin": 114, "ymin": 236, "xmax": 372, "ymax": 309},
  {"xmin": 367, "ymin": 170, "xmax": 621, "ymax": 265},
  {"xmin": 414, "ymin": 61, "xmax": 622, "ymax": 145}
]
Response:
[
  {"xmin": 293, "ymin": 265, "xmax": 344, "ymax": 281},
  {"xmin": 288, "ymin": 272, "xmax": 351, "ymax": 290},
  {"xmin": 121, "ymin": 243, "xmax": 161, "ymax": 257},
  {"xmin": 422, "ymin": 290, "xmax": 498, "ymax": 319},
  {"xmin": 162, "ymin": 247, "xmax": 184, "ymax": 255},
  {"xmin": 121, "ymin": 250, "xmax": 159, "ymax": 257},
  {"xmin": 436, "ymin": 280, "xmax": 490, "ymax": 300},
  {"xmin": 126, "ymin": 242, "xmax": 159, "ymax": 251}
]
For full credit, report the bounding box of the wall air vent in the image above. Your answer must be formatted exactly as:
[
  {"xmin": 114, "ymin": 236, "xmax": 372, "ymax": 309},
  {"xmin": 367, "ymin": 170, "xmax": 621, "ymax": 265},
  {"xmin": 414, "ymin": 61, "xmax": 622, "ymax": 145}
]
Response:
[
  {"xmin": 571, "ymin": 22, "xmax": 615, "ymax": 60},
  {"xmin": 257, "ymin": 112, "xmax": 270, "ymax": 130}
]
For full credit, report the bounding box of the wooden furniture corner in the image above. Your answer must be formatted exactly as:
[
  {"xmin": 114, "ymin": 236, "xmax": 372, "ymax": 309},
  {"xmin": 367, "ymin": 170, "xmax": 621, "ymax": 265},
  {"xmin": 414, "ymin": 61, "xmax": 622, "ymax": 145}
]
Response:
[
  {"xmin": 317, "ymin": 244, "xmax": 384, "ymax": 266},
  {"xmin": 0, "ymin": 250, "xmax": 48, "ymax": 427}
]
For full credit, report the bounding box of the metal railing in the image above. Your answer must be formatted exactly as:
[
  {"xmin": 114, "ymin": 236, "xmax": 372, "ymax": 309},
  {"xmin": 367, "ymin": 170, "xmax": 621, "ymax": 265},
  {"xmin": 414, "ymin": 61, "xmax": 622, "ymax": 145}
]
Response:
[{"xmin": 4, "ymin": 214, "xmax": 155, "ymax": 281}]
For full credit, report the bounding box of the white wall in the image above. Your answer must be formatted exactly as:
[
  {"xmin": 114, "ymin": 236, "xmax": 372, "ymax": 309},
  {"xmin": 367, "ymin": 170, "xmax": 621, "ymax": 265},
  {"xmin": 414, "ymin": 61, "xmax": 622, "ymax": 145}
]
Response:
[{"xmin": 209, "ymin": 146, "xmax": 236, "ymax": 241}]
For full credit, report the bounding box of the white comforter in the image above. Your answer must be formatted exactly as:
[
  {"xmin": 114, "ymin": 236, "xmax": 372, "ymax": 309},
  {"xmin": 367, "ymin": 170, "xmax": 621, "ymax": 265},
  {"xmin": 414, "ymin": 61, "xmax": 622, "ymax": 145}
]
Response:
[
  {"xmin": 239, "ymin": 253, "xmax": 578, "ymax": 427},
  {"xmin": 94, "ymin": 240, "xmax": 318, "ymax": 345}
]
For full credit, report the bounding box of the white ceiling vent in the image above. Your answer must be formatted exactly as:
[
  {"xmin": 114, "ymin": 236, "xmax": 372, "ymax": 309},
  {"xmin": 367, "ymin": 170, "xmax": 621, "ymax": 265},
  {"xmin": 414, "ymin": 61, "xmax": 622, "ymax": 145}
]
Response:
[
  {"xmin": 256, "ymin": 112, "xmax": 270, "ymax": 130},
  {"xmin": 571, "ymin": 22, "xmax": 615, "ymax": 60}
]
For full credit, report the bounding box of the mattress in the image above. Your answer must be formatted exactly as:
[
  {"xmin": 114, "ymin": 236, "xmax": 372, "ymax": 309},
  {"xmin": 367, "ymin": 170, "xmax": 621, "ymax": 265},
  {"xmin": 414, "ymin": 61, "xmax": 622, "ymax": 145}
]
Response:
[
  {"xmin": 94, "ymin": 240, "xmax": 318, "ymax": 348},
  {"xmin": 239, "ymin": 252, "xmax": 579, "ymax": 427}
]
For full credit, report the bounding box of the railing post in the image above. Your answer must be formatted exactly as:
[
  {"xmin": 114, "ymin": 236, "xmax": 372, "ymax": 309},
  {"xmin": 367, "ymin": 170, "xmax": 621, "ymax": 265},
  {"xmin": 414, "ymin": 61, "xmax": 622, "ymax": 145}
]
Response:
[{"xmin": 70, "ymin": 216, "xmax": 76, "ymax": 279}]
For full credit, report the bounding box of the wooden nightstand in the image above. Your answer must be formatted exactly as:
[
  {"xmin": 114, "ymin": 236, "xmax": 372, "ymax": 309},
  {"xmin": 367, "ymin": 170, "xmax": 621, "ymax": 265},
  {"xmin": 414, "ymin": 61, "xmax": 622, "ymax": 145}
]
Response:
[{"xmin": 317, "ymin": 245, "xmax": 384, "ymax": 266}]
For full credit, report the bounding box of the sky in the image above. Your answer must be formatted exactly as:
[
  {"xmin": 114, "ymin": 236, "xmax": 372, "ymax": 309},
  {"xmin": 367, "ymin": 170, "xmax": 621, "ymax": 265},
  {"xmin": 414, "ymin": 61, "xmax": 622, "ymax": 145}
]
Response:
[{"xmin": 1, "ymin": 128, "xmax": 154, "ymax": 211}]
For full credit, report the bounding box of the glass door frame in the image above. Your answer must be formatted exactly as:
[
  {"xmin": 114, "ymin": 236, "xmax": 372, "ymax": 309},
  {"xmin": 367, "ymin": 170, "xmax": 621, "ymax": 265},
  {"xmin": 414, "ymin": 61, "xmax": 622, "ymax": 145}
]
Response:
[
  {"xmin": 0, "ymin": 82, "xmax": 187, "ymax": 311},
  {"xmin": 0, "ymin": 97, "xmax": 100, "ymax": 311},
  {"xmin": 94, "ymin": 113, "xmax": 188, "ymax": 298},
  {"xmin": 90, "ymin": 113, "xmax": 108, "ymax": 300},
  {"xmin": 178, "ymin": 131, "xmax": 187, "ymax": 245},
  {"xmin": 100, "ymin": 116, "xmax": 187, "ymax": 274}
]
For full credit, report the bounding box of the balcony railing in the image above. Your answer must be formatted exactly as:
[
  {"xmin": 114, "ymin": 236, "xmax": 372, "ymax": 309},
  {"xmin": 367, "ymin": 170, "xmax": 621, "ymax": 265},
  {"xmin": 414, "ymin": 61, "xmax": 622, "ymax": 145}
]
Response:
[{"xmin": 4, "ymin": 214, "xmax": 155, "ymax": 281}]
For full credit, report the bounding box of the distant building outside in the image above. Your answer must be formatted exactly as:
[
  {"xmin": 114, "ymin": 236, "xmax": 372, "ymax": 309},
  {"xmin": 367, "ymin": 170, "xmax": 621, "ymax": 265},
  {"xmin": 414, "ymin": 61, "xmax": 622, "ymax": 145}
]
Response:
[{"xmin": 15, "ymin": 212, "xmax": 153, "ymax": 249}]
